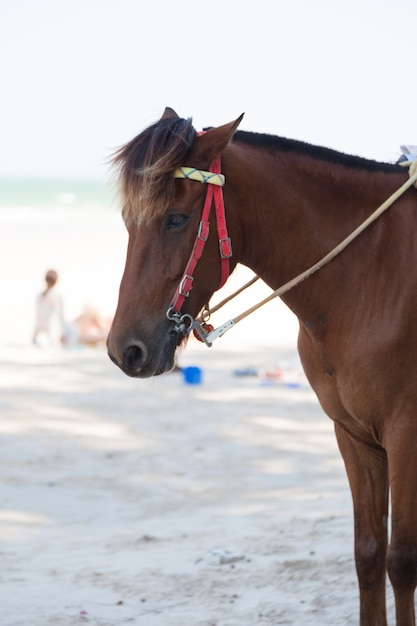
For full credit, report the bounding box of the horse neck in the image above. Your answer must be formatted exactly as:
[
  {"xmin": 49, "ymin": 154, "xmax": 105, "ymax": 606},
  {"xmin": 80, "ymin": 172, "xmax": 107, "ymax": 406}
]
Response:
[{"xmin": 224, "ymin": 143, "xmax": 407, "ymax": 315}]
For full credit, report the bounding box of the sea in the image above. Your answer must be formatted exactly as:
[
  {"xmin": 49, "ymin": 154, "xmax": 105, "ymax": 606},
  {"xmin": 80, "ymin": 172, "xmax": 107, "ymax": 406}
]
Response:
[{"xmin": 0, "ymin": 176, "xmax": 119, "ymax": 219}]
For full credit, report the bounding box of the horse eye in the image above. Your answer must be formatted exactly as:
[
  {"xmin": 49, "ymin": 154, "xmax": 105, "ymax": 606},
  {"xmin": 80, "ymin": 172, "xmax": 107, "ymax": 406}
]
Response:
[{"xmin": 167, "ymin": 213, "xmax": 188, "ymax": 230}]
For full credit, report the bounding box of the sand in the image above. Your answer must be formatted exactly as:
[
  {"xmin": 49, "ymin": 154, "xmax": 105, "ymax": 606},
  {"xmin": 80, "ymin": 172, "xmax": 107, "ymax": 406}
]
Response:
[{"xmin": 0, "ymin": 209, "xmax": 397, "ymax": 624}]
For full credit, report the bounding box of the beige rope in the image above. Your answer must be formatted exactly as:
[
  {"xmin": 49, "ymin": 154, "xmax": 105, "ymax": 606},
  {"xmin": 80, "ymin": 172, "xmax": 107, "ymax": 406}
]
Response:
[
  {"xmin": 206, "ymin": 275, "xmax": 260, "ymax": 317},
  {"xmin": 409, "ymin": 159, "xmax": 417, "ymax": 187}
]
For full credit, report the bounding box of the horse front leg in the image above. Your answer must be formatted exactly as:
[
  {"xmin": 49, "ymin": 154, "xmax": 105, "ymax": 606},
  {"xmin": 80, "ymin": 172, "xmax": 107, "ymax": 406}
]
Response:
[
  {"xmin": 335, "ymin": 423, "xmax": 389, "ymax": 626},
  {"xmin": 385, "ymin": 422, "xmax": 417, "ymax": 626}
]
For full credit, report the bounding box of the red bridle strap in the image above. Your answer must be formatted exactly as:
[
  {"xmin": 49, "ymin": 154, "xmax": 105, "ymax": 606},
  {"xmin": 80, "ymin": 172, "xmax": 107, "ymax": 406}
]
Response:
[{"xmin": 169, "ymin": 156, "xmax": 232, "ymax": 315}]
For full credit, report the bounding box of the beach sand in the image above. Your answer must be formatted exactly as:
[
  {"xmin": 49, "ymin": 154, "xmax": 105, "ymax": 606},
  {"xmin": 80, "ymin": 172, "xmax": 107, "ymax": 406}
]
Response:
[{"xmin": 0, "ymin": 209, "xmax": 396, "ymax": 624}]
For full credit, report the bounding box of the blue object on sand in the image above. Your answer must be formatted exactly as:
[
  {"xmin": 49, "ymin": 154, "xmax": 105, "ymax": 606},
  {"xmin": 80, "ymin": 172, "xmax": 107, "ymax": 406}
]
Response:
[{"xmin": 183, "ymin": 366, "xmax": 202, "ymax": 385}]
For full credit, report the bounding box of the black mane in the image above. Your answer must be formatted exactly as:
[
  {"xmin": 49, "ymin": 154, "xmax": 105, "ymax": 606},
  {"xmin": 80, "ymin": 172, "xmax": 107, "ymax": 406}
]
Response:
[{"xmin": 232, "ymin": 130, "xmax": 402, "ymax": 174}]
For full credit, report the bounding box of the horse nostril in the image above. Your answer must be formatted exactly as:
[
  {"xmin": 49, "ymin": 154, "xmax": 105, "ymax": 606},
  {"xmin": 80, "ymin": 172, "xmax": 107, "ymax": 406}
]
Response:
[{"xmin": 123, "ymin": 339, "xmax": 148, "ymax": 372}]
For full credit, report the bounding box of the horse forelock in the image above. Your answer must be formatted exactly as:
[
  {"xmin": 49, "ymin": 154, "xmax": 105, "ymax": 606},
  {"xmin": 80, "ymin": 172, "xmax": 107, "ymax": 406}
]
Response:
[{"xmin": 112, "ymin": 116, "xmax": 196, "ymax": 226}]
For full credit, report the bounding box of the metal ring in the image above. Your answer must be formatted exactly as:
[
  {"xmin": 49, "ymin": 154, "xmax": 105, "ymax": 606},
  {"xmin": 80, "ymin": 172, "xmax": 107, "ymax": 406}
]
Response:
[
  {"xmin": 167, "ymin": 308, "xmax": 194, "ymax": 335},
  {"xmin": 201, "ymin": 307, "xmax": 211, "ymax": 323},
  {"xmin": 176, "ymin": 313, "xmax": 194, "ymax": 334},
  {"xmin": 166, "ymin": 307, "xmax": 180, "ymax": 322}
]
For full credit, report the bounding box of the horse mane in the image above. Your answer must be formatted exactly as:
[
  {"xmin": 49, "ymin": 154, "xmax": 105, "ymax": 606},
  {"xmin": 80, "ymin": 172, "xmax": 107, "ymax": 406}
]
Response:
[
  {"xmin": 232, "ymin": 130, "xmax": 402, "ymax": 173},
  {"xmin": 114, "ymin": 117, "xmax": 402, "ymax": 227},
  {"xmin": 112, "ymin": 116, "xmax": 196, "ymax": 226}
]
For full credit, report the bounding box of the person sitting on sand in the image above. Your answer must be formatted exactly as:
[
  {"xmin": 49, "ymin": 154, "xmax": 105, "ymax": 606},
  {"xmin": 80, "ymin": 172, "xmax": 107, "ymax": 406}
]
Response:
[
  {"xmin": 33, "ymin": 269, "xmax": 65, "ymax": 347},
  {"xmin": 64, "ymin": 305, "xmax": 112, "ymax": 347}
]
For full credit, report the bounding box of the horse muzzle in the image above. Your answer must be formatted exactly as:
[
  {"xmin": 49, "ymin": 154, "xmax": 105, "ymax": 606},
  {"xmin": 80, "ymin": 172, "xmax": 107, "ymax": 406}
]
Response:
[{"xmin": 107, "ymin": 326, "xmax": 178, "ymax": 378}]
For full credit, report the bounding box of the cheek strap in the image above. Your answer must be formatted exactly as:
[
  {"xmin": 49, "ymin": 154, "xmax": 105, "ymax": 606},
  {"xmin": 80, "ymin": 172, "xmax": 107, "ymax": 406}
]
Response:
[{"xmin": 169, "ymin": 156, "xmax": 232, "ymax": 316}]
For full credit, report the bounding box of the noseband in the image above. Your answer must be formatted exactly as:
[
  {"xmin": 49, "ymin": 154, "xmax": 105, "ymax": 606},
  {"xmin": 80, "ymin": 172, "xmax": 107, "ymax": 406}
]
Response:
[{"xmin": 166, "ymin": 156, "xmax": 232, "ymax": 336}]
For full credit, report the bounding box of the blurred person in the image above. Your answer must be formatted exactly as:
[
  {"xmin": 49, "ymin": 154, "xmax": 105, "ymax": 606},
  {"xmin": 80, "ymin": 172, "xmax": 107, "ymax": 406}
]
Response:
[
  {"xmin": 33, "ymin": 269, "xmax": 65, "ymax": 347},
  {"xmin": 64, "ymin": 305, "xmax": 111, "ymax": 347}
]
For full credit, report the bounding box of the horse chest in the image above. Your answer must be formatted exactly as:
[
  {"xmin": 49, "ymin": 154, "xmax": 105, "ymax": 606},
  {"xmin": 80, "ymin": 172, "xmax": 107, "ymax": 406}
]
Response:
[{"xmin": 299, "ymin": 330, "xmax": 392, "ymax": 433}]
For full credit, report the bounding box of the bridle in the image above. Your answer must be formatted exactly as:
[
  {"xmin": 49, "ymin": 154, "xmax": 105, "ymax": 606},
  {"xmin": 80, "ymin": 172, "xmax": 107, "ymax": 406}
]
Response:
[{"xmin": 166, "ymin": 155, "xmax": 232, "ymax": 338}]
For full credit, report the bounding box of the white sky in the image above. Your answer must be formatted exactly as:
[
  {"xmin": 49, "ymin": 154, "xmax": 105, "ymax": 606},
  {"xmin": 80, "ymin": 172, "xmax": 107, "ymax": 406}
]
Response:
[{"xmin": 1, "ymin": 0, "xmax": 415, "ymax": 179}]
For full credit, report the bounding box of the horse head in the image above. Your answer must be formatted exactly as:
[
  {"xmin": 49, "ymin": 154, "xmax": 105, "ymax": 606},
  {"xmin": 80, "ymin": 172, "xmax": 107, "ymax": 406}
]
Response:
[{"xmin": 107, "ymin": 108, "xmax": 243, "ymax": 377}]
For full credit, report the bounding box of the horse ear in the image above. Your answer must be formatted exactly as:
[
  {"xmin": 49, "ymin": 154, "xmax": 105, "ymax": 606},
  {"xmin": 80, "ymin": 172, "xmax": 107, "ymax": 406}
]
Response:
[
  {"xmin": 196, "ymin": 113, "xmax": 245, "ymax": 161},
  {"xmin": 160, "ymin": 107, "xmax": 180, "ymax": 120}
]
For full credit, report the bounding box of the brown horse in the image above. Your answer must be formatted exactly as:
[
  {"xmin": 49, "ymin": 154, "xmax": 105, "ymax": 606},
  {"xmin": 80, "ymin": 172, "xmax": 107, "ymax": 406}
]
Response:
[{"xmin": 107, "ymin": 107, "xmax": 417, "ymax": 625}]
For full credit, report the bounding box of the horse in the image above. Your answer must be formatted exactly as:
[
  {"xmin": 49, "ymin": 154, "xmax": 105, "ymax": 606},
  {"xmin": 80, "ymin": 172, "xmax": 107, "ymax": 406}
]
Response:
[{"xmin": 107, "ymin": 107, "xmax": 417, "ymax": 626}]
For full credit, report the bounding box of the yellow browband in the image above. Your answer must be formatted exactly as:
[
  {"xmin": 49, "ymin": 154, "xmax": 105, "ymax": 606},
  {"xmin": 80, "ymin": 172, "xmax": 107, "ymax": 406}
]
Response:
[{"xmin": 174, "ymin": 167, "xmax": 225, "ymax": 187}]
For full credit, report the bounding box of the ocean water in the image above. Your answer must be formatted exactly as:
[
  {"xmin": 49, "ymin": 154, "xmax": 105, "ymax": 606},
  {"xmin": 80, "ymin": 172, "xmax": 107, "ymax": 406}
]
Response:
[{"xmin": 0, "ymin": 177, "xmax": 119, "ymax": 216}]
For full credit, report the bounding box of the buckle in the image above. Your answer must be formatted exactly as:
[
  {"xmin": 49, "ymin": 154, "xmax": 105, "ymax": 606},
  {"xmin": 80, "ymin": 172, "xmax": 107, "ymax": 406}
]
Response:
[
  {"xmin": 179, "ymin": 274, "xmax": 193, "ymax": 297},
  {"xmin": 198, "ymin": 220, "xmax": 210, "ymax": 242},
  {"xmin": 219, "ymin": 237, "xmax": 232, "ymax": 259}
]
